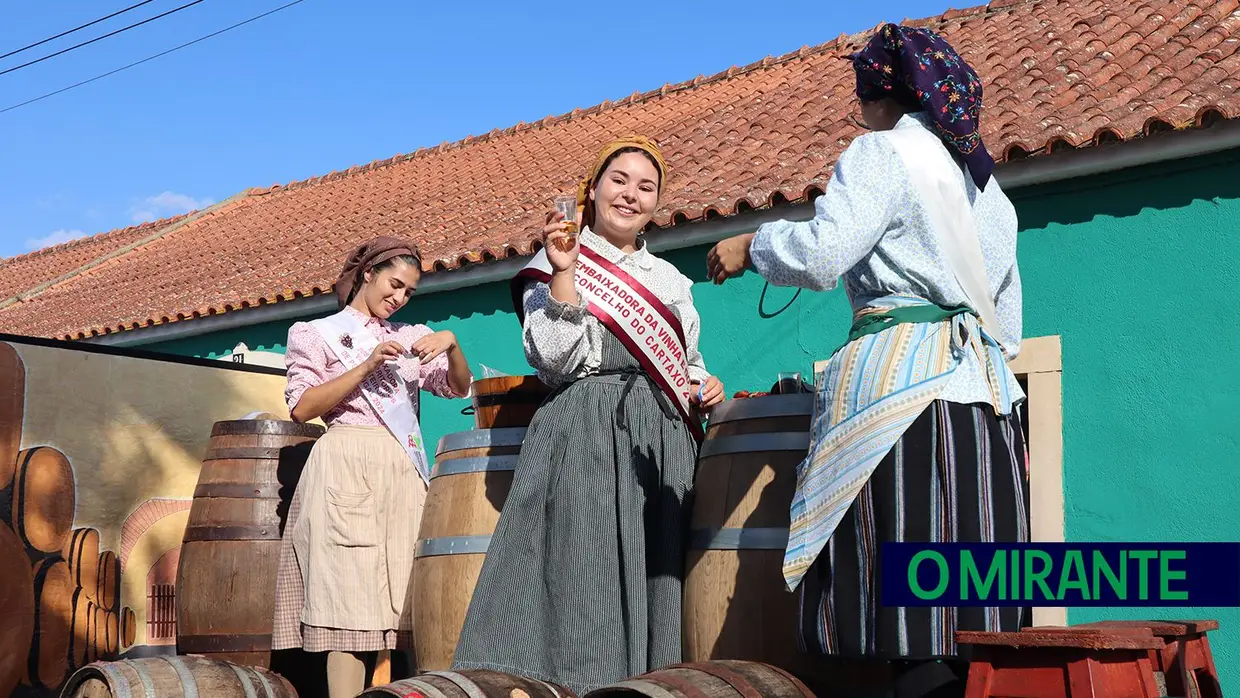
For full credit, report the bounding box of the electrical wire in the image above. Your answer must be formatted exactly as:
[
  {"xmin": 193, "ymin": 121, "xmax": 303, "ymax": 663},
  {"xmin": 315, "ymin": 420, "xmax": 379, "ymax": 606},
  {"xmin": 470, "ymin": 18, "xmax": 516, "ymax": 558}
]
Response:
[{"xmin": 0, "ymin": 0, "xmax": 160, "ymax": 61}]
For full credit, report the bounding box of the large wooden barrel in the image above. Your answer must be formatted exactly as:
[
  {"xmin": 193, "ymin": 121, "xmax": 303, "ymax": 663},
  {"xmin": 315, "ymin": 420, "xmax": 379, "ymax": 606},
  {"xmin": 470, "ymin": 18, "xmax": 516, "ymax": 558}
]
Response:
[
  {"xmin": 23, "ymin": 555, "xmax": 73, "ymax": 689},
  {"xmin": 583, "ymin": 661, "xmax": 815, "ymax": 698},
  {"xmin": 0, "ymin": 341, "xmax": 23, "ymax": 494},
  {"xmin": 470, "ymin": 375, "xmax": 552, "ymax": 429},
  {"xmin": 9, "ymin": 446, "xmax": 76, "ymax": 557},
  {"xmin": 61, "ymin": 655, "xmax": 298, "ymax": 698},
  {"xmin": 412, "ymin": 427, "xmax": 525, "ymax": 671},
  {"xmin": 176, "ymin": 418, "xmax": 324, "ymax": 669},
  {"xmin": 121, "ymin": 606, "xmax": 137, "ymax": 648},
  {"xmin": 65, "ymin": 528, "xmax": 101, "ymax": 597},
  {"xmin": 362, "ymin": 669, "xmax": 576, "ymax": 698},
  {"xmin": 682, "ymin": 394, "xmax": 812, "ymax": 670},
  {"xmin": 0, "ymin": 523, "xmax": 35, "ymax": 698}
]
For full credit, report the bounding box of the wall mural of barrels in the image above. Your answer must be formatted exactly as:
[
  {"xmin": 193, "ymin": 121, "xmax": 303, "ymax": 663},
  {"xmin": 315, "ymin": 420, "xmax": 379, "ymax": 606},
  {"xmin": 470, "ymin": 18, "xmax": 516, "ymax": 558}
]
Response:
[{"xmin": 0, "ymin": 338, "xmax": 292, "ymax": 698}]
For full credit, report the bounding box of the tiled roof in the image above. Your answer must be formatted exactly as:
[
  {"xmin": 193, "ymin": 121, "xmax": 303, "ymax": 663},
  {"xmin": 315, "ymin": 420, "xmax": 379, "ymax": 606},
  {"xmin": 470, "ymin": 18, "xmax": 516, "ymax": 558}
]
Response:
[{"xmin": 2, "ymin": 0, "xmax": 1239, "ymax": 340}]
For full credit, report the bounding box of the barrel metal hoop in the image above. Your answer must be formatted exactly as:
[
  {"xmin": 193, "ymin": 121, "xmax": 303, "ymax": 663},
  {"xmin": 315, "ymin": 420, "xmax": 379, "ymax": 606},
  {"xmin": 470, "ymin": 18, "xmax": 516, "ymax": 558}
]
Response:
[
  {"xmin": 425, "ymin": 671, "xmax": 489, "ymax": 698},
  {"xmin": 430, "ymin": 455, "xmax": 519, "ymax": 478},
  {"xmin": 203, "ymin": 447, "xmax": 287, "ymax": 461},
  {"xmin": 705, "ymin": 393, "xmax": 814, "ymax": 425},
  {"xmin": 254, "ymin": 667, "xmax": 278, "ymax": 698},
  {"xmin": 414, "ymin": 535, "xmax": 491, "ymax": 557},
  {"xmin": 130, "ymin": 659, "xmax": 158, "ymax": 698},
  {"xmin": 645, "ymin": 673, "xmax": 714, "ymax": 698},
  {"xmin": 436, "ymin": 428, "xmax": 527, "ymax": 455},
  {"xmin": 192, "ymin": 483, "xmax": 282, "ymax": 499},
  {"xmin": 698, "ymin": 432, "xmax": 810, "ymax": 459},
  {"xmin": 405, "ymin": 677, "xmax": 453, "ymax": 698},
  {"xmin": 100, "ymin": 661, "xmax": 134, "ymax": 698},
  {"xmin": 229, "ymin": 662, "xmax": 260, "ymax": 698},
  {"xmin": 176, "ymin": 633, "xmax": 273, "ymax": 653},
  {"xmin": 666, "ymin": 663, "xmax": 763, "ymax": 698},
  {"xmin": 182, "ymin": 525, "xmax": 282, "ymax": 542},
  {"xmin": 161, "ymin": 655, "xmax": 200, "ymax": 698},
  {"xmin": 690, "ymin": 527, "xmax": 789, "ymax": 550},
  {"xmin": 211, "ymin": 420, "xmax": 325, "ymax": 438}
]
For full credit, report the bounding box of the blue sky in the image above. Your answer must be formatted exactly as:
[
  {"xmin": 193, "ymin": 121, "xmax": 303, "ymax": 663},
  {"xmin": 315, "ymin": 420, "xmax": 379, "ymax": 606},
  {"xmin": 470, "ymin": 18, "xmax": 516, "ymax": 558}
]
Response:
[{"xmin": 1, "ymin": 0, "xmax": 946, "ymax": 259}]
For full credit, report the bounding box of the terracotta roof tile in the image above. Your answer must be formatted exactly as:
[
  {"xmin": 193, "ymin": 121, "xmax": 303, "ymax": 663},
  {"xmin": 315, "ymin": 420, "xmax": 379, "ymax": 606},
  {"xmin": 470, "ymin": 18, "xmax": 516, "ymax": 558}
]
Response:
[{"xmin": 2, "ymin": 0, "xmax": 1240, "ymax": 341}]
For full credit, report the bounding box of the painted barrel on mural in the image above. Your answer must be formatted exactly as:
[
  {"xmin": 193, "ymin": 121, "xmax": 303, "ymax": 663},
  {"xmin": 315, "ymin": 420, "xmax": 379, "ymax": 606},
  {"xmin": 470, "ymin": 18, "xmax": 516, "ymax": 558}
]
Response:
[
  {"xmin": 23, "ymin": 556, "xmax": 74, "ymax": 689},
  {"xmin": 175, "ymin": 418, "xmax": 324, "ymax": 669},
  {"xmin": 64, "ymin": 528, "xmax": 101, "ymax": 598},
  {"xmin": 470, "ymin": 375, "xmax": 552, "ymax": 429},
  {"xmin": 362, "ymin": 669, "xmax": 576, "ymax": 698},
  {"xmin": 96, "ymin": 549, "xmax": 120, "ymax": 612},
  {"xmin": 682, "ymin": 393, "xmax": 813, "ymax": 670},
  {"xmin": 583, "ymin": 660, "xmax": 816, "ymax": 698},
  {"xmin": 62, "ymin": 655, "xmax": 298, "ymax": 698},
  {"xmin": 412, "ymin": 427, "xmax": 525, "ymax": 670},
  {"xmin": 0, "ymin": 523, "xmax": 35, "ymax": 698},
  {"xmin": 0, "ymin": 341, "xmax": 24, "ymax": 494},
  {"xmin": 6, "ymin": 446, "xmax": 76, "ymax": 558},
  {"xmin": 68, "ymin": 588, "xmax": 94, "ymax": 670}
]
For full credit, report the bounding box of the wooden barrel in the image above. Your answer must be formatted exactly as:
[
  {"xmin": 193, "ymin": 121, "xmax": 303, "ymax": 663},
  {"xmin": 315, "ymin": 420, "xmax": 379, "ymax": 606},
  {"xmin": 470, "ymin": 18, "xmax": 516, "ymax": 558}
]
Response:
[
  {"xmin": 65, "ymin": 528, "xmax": 101, "ymax": 597},
  {"xmin": 9, "ymin": 446, "xmax": 76, "ymax": 557},
  {"xmin": 0, "ymin": 523, "xmax": 35, "ymax": 698},
  {"xmin": 176, "ymin": 418, "xmax": 324, "ymax": 669},
  {"xmin": 470, "ymin": 375, "xmax": 552, "ymax": 429},
  {"xmin": 96, "ymin": 549, "xmax": 120, "ymax": 612},
  {"xmin": 23, "ymin": 556, "xmax": 73, "ymax": 689},
  {"xmin": 61, "ymin": 655, "xmax": 298, "ymax": 698},
  {"xmin": 68, "ymin": 588, "xmax": 95, "ymax": 670},
  {"xmin": 121, "ymin": 606, "xmax": 137, "ymax": 648},
  {"xmin": 362, "ymin": 669, "xmax": 576, "ymax": 698},
  {"xmin": 682, "ymin": 394, "xmax": 812, "ymax": 670},
  {"xmin": 583, "ymin": 661, "xmax": 815, "ymax": 698},
  {"xmin": 412, "ymin": 427, "xmax": 525, "ymax": 671},
  {"xmin": 0, "ymin": 341, "xmax": 24, "ymax": 494}
]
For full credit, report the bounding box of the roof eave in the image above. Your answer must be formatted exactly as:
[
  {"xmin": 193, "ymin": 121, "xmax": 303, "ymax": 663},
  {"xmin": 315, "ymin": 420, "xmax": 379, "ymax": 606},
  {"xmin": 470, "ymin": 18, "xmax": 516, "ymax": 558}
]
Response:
[{"xmin": 78, "ymin": 118, "xmax": 1240, "ymax": 349}]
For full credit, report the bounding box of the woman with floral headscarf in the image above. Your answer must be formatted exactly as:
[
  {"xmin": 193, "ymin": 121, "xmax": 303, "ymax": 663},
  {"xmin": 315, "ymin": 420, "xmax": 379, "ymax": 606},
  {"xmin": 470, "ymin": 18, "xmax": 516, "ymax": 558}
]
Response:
[
  {"xmin": 710, "ymin": 24, "xmax": 1028, "ymax": 698},
  {"xmin": 451, "ymin": 137, "xmax": 725, "ymax": 694}
]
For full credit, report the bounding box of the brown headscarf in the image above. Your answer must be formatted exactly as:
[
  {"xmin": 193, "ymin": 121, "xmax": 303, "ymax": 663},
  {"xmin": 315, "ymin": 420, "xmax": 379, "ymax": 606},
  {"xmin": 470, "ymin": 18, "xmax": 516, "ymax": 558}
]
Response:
[
  {"xmin": 575, "ymin": 136, "xmax": 669, "ymax": 231},
  {"xmin": 334, "ymin": 236, "xmax": 422, "ymax": 309}
]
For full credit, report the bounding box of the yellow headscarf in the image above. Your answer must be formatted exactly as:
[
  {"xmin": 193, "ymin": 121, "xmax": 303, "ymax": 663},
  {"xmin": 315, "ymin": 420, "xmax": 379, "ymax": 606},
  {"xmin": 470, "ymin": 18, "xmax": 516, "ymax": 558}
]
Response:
[{"xmin": 575, "ymin": 135, "xmax": 669, "ymax": 231}]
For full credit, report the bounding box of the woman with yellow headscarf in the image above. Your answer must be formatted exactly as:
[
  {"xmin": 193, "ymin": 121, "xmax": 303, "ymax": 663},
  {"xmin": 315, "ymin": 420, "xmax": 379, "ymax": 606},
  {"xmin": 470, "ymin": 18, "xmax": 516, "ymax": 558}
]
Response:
[{"xmin": 451, "ymin": 137, "xmax": 725, "ymax": 693}]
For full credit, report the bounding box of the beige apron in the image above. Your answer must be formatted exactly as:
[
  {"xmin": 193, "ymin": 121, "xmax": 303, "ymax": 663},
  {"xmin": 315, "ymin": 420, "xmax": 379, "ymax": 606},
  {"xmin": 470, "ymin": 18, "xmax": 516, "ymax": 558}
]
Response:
[{"xmin": 292, "ymin": 424, "xmax": 427, "ymax": 632}]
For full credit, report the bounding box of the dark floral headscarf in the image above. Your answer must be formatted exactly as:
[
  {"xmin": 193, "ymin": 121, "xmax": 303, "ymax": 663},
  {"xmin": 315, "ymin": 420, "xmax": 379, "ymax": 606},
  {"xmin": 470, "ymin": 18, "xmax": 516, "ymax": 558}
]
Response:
[{"xmin": 851, "ymin": 23, "xmax": 995, "ymax": 190}]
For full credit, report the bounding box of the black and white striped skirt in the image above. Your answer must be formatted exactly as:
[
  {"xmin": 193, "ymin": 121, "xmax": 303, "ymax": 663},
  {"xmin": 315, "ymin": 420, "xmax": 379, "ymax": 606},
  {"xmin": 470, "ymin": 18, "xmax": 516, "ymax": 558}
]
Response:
[{"xmin": 797, "ymin": 399, "xmax": 1030, "ymax": 660}]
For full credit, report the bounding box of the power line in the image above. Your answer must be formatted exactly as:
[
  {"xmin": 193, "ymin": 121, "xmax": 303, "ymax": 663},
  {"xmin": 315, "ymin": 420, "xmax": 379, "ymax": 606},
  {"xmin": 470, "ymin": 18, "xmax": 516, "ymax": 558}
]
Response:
[
  {"xmin": 0, "ymin": 0, "xmax": 309, "ymax": 115},
  {"xmin": 0, "ymin": 0, "xmax": 209, "ymax": 78},
  {"xmin": 0, "ymin": 0, "xmax": 160, "ymax": 61}
]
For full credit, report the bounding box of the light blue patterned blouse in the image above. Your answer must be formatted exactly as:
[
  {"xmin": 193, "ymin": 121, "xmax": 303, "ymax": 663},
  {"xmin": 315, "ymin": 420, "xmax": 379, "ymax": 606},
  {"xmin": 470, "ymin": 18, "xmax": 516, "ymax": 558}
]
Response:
[{"xmin": 749, "ymin": 112, "xmax": 1025, "ymax": 409}]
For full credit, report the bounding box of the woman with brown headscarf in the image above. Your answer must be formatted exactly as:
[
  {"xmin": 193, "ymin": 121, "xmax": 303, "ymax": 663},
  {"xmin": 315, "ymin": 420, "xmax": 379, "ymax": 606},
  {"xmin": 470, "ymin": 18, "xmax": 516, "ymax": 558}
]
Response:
[
  {"xmin": 451, "ymin": 137, "xmax": 725, "ymax": 693},
  {"xmin": 271, "ymin": 237, "xmax": 473, "ymax": 698}
]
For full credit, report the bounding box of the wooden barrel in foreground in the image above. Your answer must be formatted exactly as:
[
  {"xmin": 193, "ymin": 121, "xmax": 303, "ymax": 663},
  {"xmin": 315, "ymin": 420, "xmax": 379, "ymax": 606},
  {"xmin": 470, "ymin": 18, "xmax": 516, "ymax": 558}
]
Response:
[
  {"xmin": 412, "ymin": 427, "xmax": 525, "ymax": 671},
  {"xmin": 583, "ymin": 661, "xmax": 816, "ymax": 698},
  {"xmin": 10, "ymin": 446, "xmax": 76, "ymax": 558},
  {"xmin": 0, "ymin": 524, "xmax": 35, "ymax": 698},
  {"xmin": 682, "ymin": 394, "xmax": 812, "ymax": 670},
  {"xmin": 176, "ymin": 418, "xmax": 324, "ymax": 669},
  {"xmin": 61, "ymin": 655, "xmax": 297, "ymax": 698},
  {"xmin": 470, "ymin": 375, "xmax": 552, "ymax": 429},
  {"xmin": 362, "ymin": 669, "xmax": 576, "ymax": 698}
]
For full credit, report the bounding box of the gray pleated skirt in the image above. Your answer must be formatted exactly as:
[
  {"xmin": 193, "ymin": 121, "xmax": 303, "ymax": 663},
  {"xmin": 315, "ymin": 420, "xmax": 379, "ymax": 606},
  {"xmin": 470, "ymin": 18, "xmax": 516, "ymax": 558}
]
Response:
[{"xmin": 451, "ymin": 333, "xmax": 699, "ymax": 695}]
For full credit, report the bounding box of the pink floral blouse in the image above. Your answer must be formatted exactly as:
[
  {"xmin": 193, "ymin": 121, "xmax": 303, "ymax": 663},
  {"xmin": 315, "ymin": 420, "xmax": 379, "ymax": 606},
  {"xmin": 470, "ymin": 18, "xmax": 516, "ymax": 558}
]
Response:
[{"xmin": 284, "ymin": 306, "xmax": 464, "ymax": 427}]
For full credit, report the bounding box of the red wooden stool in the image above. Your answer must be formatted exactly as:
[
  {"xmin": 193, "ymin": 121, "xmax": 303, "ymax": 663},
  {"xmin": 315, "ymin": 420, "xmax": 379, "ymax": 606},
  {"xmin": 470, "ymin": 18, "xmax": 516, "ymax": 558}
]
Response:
[
  {"xmin": 1026, "ymin": 620, "xmax": 1222, "ymax": 698},
  {"xmin": 956, "ymin": 629, "xmax": 1166, "ymax": 698}
]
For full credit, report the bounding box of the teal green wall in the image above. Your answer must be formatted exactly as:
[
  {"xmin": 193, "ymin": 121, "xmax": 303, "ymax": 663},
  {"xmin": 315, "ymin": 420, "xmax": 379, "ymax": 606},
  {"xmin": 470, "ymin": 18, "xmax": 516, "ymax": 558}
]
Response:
[{"xmin": 147, "ymin": 149, "xmax": 1240, "ymax": 687}]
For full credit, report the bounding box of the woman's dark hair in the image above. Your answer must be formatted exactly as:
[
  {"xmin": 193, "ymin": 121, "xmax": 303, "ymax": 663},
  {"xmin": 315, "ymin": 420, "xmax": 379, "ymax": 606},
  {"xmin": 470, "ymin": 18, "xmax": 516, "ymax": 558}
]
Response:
[{"xmin": 345, "ymin": 253, "xmax": 421, "ymax": 305}]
